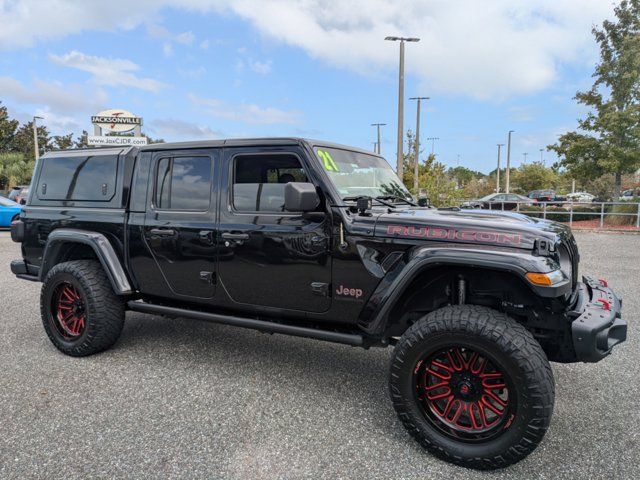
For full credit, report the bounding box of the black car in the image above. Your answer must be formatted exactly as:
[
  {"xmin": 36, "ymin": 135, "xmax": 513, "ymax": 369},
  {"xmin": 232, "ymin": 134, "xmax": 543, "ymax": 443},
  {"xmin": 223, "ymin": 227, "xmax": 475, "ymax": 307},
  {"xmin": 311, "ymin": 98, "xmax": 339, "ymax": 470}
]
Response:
[
  {"xmin": 10, "ymin": 138, "xmax": 626, "ymax": 470},
  {"xmin": 463, "ymin": 192, "xmax": 534, "ymax": 210},
  {"xmin": 528, "ymin": 189, "xmax": 556, "ymax": 202}
]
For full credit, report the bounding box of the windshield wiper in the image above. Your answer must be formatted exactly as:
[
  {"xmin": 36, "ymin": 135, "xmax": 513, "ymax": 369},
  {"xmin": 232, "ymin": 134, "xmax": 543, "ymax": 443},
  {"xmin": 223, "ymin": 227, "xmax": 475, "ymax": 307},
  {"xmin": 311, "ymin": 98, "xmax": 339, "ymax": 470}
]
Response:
[
  {"xmin": 375, "ymin": 195, "xmax": 417, "ymax": 206},
  {"xmin": 343, "ymin": 195, "xmax": 396, "ymax": 208}
]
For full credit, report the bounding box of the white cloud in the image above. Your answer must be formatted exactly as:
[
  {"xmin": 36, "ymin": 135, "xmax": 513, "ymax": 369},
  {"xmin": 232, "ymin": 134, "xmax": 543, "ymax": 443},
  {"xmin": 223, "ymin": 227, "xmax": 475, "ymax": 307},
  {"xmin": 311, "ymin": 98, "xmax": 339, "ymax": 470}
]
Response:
[
  {"xmin": 189, "ymin": 94, "xmax": 301, "ymax": 125},
  {"xmin": 34, "ymin": 108, "xmax": 83, "ymax": 133},
  {"xmin": 178, "ymin": 66, "xmax": 207, "ymax": 79},
  {"xmin": 175, "ymin": 31, "xmax": 195, "ymax": 45},
  {"xmin": 0, "ymin": 0, "xmax": 617, "ymax": 99},
  {"xmin": 163, "ymin": 42, "xmax": 174, "ymax": 57},
  {"xmin": 0, "ymin": 76, "xmax": 108, "ymax": 114},
  {"xmin": 49, "ymin": 51, "xmax": 167, "ymax": 92},
  {"xmin": 248, "ymin": 59, "xmax": 272, "ymax": 75},
  {"xmin": 149, "ymin": 118, "xmax": 223, "ymax": 140}
]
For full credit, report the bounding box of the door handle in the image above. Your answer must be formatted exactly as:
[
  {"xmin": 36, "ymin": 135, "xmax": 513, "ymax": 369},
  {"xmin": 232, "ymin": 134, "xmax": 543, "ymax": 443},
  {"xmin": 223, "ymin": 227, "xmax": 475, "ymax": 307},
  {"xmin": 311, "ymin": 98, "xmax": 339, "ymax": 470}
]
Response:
[
  {"xmin": 149, "ymin": 228, "xmax": 176, "ymax": 237},
  {"xmin": 221, "ymin": 232, "xmax": 250, "ymax": 240}
]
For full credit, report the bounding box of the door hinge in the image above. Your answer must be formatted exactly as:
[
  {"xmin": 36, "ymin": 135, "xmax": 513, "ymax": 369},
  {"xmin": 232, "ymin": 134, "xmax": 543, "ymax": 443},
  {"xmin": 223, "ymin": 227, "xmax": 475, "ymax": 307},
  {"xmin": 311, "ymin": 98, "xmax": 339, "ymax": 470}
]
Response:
[{"xmin": 311, "ymin": 282, "xmax": 329, "ymax": 297}]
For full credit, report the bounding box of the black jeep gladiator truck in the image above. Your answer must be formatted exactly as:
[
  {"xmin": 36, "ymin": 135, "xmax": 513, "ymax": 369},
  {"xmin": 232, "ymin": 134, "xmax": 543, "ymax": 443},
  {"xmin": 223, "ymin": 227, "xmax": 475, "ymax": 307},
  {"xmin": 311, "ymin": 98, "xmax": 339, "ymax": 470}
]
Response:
[{"xmin": 10, "ymin": 138, "xmax": 626, "ymax": 469}]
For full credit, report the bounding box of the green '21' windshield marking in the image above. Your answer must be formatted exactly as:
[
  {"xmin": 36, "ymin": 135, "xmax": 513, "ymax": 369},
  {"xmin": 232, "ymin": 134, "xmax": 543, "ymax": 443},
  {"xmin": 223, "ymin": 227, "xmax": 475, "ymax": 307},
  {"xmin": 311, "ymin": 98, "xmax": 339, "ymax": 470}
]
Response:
[{"xmin": 317, "ymin": 149, "xmax": 340, "ymax": 172}]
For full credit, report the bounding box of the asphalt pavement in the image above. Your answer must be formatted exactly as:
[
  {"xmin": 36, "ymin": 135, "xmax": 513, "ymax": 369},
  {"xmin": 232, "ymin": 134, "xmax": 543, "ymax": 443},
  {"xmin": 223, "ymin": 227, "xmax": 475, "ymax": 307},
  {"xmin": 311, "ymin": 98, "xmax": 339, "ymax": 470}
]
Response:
[{"xmin": 0, "ymin": 231, "xmax": 637, "ymax": 479}]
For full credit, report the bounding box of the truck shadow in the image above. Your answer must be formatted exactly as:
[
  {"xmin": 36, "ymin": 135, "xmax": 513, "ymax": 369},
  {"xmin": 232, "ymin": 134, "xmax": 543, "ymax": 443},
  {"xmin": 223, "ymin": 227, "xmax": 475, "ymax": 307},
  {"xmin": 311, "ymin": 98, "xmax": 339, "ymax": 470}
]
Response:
[{"xmin": 117, "ymin": 310, "xmax": 397, "ymax": 424}]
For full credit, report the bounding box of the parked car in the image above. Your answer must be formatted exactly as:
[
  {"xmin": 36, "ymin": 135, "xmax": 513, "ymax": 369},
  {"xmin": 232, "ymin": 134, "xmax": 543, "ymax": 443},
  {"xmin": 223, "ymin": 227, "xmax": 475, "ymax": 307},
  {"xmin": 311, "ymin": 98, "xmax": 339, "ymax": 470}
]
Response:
[
  {"xmin": 462, "ymin": 193, "xmax": 534, "ymax": 210},
  {"xmin": 15, "ymin": 186, "xmax": 29, "ymax": 205},
  {"xmin": 566, "ymin": 192, "xmax": 595, "ymax": 203},
  {"xmin": 0, "ymin": 196, "xmax": 22, "ymax": 227},
  {"xmin": 619, "ymin": 188, "xmax": 639, "ymax": 201},
  {"xmin": 528, "ymin": 189, "xmax": 555, "ymax": 202}
]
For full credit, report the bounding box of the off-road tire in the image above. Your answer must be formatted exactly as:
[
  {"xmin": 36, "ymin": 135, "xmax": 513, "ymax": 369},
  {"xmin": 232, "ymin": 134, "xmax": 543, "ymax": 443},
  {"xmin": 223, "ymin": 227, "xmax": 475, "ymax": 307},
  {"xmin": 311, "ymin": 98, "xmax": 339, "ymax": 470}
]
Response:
[
  {"xmin": 389, "ymin": 305, "xmax": 555, "ymax": 470},
  {"xmin": 41, "ymin": 260, "xmax": 125, "ymax": 356}
]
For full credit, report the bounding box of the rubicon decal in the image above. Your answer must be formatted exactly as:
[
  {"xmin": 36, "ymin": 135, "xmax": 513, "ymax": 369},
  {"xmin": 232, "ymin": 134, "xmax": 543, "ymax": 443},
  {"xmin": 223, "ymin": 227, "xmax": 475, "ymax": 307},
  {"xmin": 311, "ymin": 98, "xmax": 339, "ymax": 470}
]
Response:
[
  {"xmin": 386, "ymin": 225, "xmax": 522, "ymax": 246},
  {"xmin": 336, "ymin": 285, "xmax": 363, "ymax": 299}
]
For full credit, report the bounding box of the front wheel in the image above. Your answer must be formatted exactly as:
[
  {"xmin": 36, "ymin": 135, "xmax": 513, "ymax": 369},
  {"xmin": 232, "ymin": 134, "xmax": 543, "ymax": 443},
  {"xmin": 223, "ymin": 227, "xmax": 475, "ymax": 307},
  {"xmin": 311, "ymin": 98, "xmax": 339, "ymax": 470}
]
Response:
[{"xmin": 389, "ymin": 305, "xmax": 554, "ymax": 470}]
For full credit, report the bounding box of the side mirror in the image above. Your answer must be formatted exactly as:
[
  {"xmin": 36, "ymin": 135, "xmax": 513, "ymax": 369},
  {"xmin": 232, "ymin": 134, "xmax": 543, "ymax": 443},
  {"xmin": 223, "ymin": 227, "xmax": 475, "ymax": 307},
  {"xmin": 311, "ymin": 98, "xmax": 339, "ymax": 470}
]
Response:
[{"xmin": 284, "ymin": 182, "xmax": 320, "ymax": 212}]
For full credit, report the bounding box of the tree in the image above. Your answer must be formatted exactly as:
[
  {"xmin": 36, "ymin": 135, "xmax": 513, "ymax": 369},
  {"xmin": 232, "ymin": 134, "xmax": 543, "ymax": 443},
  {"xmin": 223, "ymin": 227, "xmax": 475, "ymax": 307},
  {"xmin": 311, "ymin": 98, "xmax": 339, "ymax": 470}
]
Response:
[
  {"xmin": 0, "ymin": 152, "xmax": 35, "ymax": 188},
  {"xmin": 52, "ymin": 133, "xmax": 74, "ymax": 150},
  {"xmin": 549, "ymin": 0, "xmax": 640, "ymax": 195},
  {"xmin": 512, "ymin": 162, "xmax": 559, "ymax": 194},
  {"xmin": 0, "ymin": 102, "xmax": 19, "ymax": 152},
  {"xmin": 400, "ymin": 130, "xmax": 464, "ymax": 206},
  {"xmin": 74, "ymin": 131, "xmax": 89, "ymax": 148},
  {"xmin": 143, "ymin": 133, "xmax": 165, "ymax": 144},
  {"xmin": 12, "ymin": 121, "xmax": 50, "ymax": 160},
  {"xmin": 448, "ymin": 166, "xmax": 485, "ymax": 188}
]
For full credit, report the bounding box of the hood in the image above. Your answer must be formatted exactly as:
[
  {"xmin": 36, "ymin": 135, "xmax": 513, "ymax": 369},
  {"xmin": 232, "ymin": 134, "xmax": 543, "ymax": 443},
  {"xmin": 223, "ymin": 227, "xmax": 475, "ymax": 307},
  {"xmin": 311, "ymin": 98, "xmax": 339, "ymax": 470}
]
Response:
[{"xmin": 370, "ymin": 207, "xmax": 569, "ymax": 250}]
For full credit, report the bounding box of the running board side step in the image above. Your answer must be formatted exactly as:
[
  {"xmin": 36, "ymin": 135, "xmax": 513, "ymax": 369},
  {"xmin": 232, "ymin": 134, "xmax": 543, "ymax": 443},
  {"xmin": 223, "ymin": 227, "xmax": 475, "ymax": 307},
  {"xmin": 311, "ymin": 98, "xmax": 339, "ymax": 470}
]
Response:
[{"xmin": 127, "ymin": 301, "xmax": 364, "ymax": 347}]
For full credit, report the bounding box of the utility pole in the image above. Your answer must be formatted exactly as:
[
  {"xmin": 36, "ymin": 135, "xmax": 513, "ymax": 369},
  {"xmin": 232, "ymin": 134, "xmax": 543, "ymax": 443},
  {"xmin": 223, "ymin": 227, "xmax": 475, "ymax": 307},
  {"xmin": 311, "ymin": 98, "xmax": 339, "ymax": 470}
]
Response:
[
  {"xmin": 426, "ymin": 137, "xmax": 439, "ymax": 155},
  {"xmin": 371, "ymin": 123, "xmax": 386, "ymax": 154},
  {"xmin": 505, "ymin": 130, "xmax": 514, "ymax": 193},
  {"xmin": 385, "ymin": 36, "xmax": 420, "ymax": 177},
  {"xmin": 523, "ymin": 152, "xmax": 528, "ymax": 164},
  {"xmin": 409, "ymin": 97, "xmax": 428, "ymax": 191},
  {"xmin": 33, "ymin": 115, "xmax": 44, "ymax": 162},
  {"xmin": 496, "ymin": 144, "xmax": 504, "ymax": 193}
]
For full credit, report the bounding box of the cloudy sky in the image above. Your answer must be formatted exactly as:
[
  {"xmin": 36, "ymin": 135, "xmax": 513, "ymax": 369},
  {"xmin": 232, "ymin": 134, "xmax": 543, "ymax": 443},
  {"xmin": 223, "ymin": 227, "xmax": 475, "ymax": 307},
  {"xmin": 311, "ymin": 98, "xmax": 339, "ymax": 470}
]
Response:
[{"xmin": 0, "ymin": 0, "xmax": 617, "ymax": 172}]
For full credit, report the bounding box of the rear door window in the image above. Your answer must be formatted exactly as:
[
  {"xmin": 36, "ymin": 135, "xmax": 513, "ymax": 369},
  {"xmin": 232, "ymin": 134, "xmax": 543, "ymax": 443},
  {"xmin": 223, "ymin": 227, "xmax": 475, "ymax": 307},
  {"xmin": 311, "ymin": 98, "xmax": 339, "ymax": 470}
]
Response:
[{"xmin": 154, "ymin": 156, "xmax": 212, "ymax": 211}]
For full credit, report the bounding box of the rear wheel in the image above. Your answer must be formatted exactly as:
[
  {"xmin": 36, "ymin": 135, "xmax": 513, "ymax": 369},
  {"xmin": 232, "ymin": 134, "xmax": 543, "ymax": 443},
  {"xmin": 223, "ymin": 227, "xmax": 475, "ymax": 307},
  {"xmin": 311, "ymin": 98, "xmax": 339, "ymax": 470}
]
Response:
[
  {"xmin": 41, "ymin": 260, "xmax": 125, "ymax": 356},
  {"xmin": 389, "ymin": 305, "xmax": 554, "ymax": 470}
]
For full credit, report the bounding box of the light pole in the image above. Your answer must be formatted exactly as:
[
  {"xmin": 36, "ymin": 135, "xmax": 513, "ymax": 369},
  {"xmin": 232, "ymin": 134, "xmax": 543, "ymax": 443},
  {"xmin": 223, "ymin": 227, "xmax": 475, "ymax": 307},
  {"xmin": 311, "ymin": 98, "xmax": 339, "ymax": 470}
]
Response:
[
  {"xmin": 33, "ymin": 115, "xmax": 44, "ymax": 161},
  {"xmin": 539, "ymin": 148, "xmax": 544, "ymax": 165},
  {"xmin": 496, "ymin": 144, "xmax": 504, "ymax": 193},
  {"xmin": 371, "ymin": 123, "xmax": 386, "ymax": 155},
  {"xmin": 409, "ymin": 96, "xmax": 428, "ymax": 191},
  {"xmin": 505, "ymin": 130, "xmax": 514, "ymax": 193},
  {"xmin": 426, "ymin": 137, "xmax": 439, "ymax": 155},
  {"xmin": 385, "ymin": 36, "xmax": 420, "ymax": 178}
]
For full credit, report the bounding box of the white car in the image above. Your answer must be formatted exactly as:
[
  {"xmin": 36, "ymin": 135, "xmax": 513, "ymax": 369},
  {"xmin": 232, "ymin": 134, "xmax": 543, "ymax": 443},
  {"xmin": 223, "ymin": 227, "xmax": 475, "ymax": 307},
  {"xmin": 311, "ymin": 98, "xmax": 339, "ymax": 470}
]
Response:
[
  {"xmin": 566, "ymin": 192, "xmax": 595, "ymax": 203},
  {"xmin": 619, "ymin": 189, "xmax": 639, "ymax": 201}
]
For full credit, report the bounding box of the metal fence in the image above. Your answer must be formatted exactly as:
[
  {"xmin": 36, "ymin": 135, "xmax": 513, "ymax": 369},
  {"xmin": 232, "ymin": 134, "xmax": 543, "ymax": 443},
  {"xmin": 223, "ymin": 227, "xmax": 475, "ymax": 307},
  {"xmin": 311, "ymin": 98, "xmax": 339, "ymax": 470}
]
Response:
[{"xmin": 472, "ymin": 201, "xmax": 640, "ymax": 230}]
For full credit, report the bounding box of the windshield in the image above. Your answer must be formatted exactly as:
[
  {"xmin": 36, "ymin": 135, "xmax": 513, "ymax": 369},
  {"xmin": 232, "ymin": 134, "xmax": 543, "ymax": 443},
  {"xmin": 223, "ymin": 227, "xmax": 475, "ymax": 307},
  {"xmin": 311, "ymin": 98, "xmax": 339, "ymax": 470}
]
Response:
[
  {"xmin": 0, "ymin": 196, "xmax": 19, "ymax": 207},
  {"xmin": 313, "ymin": 147, "xmax": 412, "ymax": 200}
]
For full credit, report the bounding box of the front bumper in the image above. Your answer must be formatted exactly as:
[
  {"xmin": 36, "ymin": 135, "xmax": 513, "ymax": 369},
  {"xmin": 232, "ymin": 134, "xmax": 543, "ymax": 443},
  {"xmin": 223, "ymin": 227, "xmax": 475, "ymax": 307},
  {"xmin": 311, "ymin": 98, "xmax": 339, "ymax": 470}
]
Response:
[{"xmin": 570, "ymin": 276, "xmax": 627, "ymax": 362}]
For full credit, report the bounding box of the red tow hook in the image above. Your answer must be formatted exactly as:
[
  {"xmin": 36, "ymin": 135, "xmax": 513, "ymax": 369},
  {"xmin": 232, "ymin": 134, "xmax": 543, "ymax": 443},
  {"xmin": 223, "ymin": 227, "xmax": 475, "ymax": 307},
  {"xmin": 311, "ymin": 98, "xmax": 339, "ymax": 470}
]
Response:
[
  {"xmin": 599, "ymin": 278, "xmax": 609, "ymax": 288},
  {"xmin": 596, "ymin": 298, "xmax": 611, "ymax": 311}
]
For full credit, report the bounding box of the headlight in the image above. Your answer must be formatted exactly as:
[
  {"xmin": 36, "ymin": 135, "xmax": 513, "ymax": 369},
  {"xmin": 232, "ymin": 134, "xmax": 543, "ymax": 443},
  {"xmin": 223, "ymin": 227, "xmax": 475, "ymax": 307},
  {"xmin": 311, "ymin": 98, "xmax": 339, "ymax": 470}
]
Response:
[{"xmin": 525, "ymin": 269, "xmax": 565, "ymax": 286}]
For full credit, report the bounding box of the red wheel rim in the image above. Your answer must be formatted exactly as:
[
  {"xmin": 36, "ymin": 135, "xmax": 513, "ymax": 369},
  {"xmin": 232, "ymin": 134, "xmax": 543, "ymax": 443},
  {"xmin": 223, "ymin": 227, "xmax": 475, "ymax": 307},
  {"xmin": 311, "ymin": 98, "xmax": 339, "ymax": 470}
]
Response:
[
  {"xmin": 52, "ymin": 282, "xmax": 87, "ymax": 338},
  {"xmin": 414, "ymin": 346, "xmax": 515, "ymax": 442}
]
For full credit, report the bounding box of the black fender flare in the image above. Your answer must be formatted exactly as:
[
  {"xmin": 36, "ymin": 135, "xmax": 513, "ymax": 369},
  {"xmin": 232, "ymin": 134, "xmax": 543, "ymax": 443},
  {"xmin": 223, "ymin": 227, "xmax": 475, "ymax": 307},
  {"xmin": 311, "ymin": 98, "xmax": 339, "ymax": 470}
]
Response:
[
  {"xmin": 39, "ymin": 228, "xmax": 133, "ymax": 295},
  {"xmin": 358, "ymin": 246, "xmax": 570, "ymax": 336}
]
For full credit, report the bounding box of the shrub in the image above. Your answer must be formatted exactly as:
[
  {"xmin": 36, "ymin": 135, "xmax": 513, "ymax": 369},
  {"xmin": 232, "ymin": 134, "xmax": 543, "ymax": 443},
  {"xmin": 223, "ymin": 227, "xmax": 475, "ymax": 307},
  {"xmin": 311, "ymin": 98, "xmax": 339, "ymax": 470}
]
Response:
[
  {"xmin": 518, "ymin": 205, "xmax": 543, "ymax": 218},
  {"xmin": 544, "ymin": 205, "xmax": 570, "ymax": 222},
  {"xmin": 571, "ymin": 206, "xmax": 601, "ymax": 221},
  {"xmin": 606, "ymin": 202, "xmax": 639, "ymax": 226}
]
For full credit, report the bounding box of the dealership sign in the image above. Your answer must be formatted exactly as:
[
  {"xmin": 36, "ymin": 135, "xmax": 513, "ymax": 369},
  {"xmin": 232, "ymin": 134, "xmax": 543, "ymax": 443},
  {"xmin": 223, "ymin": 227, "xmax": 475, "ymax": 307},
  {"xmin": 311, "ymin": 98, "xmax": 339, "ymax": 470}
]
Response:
[
  {"xmin": 88, "ymin": 108, "xmax": 147, "ymax": 146},
  {"xmin": 87, "ymin": 135, "xmax": 148, "ymax": 146}
]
